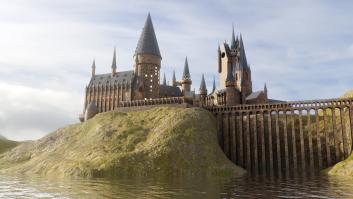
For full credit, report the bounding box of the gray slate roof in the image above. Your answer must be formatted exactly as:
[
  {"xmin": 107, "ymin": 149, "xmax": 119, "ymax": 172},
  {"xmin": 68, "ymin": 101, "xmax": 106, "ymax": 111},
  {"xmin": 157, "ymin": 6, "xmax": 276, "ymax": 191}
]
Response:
[
  {"xmin": 200, "ymin": 74, "xmax": 207, "ymax": 91},
  {"xmin": 246, "ymin": 91, "xmax": 263, "ymax": 100},
  {"xmin": 159, "ymin": 85, "xmax": 182, "ymax": 97},
  {"xmin": 135, "ymin": 14, "xmax": 161, "ymax": 58},
  {"xmin": 89, "ymin": 70, "xmax": 135, "ymax": 86}
]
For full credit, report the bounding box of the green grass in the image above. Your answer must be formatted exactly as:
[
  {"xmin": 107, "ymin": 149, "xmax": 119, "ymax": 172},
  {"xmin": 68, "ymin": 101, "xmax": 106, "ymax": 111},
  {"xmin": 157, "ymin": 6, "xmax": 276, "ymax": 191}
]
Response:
[
  {"xmin": 0, "ymin": 139, "xmax": 18, "ymax": 154},
  {"xmin": 0, "ymin": 107, "xmax": 245, "ymax": 178}
]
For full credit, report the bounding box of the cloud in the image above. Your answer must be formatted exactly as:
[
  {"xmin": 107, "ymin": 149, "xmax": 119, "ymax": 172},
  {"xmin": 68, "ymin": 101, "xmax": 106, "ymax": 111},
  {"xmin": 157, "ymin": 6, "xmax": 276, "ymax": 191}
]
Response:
[
  {"xmin": 0, "ymin": 82, "xmax": 81, "ymax": 141},
  {"xmin": 0, "ymin": 0, "xmax": 353, "ymax": 140}
]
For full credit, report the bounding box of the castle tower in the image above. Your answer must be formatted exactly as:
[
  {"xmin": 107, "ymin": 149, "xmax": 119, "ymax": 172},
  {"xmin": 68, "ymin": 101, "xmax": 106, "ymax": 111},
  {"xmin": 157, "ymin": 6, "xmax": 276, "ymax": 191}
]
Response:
[
  {"xmin": 91, "ymin": 59, "xmax": 96, "ymax": 77},
  {"xmin": 181, "ymin": 57, "xmax": 192, "ymax": 95},
  {"xmin": 134, "ymin": 13, "xmax": 162, "ymax": 99},
  {"xmin": 225, "ymin": 61, "xmax": 240, "ymax": 106},
  {"xmin": 218, "ymin": 27, "xmax": 253, "ymax": 102},
  {"xmin": 111, "ymin": 48, "xmax": 117, "ymax": 77},
  {"xmin": 172, "ymin": 70, "xmax": 177, "ymax": 87},
  {"xmin": 199, "ymin": 74, "xmax": 207, "ymax": 105}
]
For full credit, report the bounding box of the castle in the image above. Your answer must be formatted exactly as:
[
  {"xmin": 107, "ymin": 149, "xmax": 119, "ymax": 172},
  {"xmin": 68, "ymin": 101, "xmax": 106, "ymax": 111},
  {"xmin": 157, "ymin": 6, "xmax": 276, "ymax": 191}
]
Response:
[{"xmin": 79, "ymin": 14, "xmax": 270, "ymax": 122}]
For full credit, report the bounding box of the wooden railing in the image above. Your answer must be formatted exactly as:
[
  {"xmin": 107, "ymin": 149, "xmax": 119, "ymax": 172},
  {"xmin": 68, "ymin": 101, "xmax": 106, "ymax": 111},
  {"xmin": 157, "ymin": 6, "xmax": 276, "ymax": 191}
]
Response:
[{"xmin": 205, "ymin": 98, "xmax": 353, "ymax": 176}]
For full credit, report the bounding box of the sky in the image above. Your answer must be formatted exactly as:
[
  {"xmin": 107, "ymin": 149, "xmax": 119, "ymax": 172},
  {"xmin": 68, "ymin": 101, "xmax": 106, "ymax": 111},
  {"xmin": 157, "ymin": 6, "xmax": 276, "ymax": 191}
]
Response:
[{"xmin": 1, "ymin": 0, "xmax": 353, "ymax": 141}]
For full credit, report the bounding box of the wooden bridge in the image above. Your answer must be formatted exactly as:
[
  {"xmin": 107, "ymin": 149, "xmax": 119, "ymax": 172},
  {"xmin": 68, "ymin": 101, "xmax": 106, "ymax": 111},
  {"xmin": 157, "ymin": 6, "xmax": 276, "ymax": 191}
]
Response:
[{"xmin": 205, "ymin": 98, "xmax": 353, "ymax": 176}]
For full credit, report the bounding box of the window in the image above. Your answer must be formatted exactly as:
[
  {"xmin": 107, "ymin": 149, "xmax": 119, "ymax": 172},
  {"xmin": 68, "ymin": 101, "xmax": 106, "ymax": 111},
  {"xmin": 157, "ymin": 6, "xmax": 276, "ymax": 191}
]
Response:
[{"xmin": 221, "ymin": 52, "xmax": 225, "ymax": 58}]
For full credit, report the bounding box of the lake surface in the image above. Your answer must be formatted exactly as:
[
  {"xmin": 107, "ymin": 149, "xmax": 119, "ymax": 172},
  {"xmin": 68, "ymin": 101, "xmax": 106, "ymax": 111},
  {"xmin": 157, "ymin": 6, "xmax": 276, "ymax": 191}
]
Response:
[{"xmin": 1, "ymin": 174, "xmax": 353, "ymax": 199}]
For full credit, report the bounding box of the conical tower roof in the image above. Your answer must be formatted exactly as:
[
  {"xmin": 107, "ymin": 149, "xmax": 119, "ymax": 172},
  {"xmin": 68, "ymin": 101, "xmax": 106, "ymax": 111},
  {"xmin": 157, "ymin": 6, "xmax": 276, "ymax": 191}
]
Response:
[
  {"xmin": 182, "ymin": 57, "xmax": 191, "ymax": 80},
  {"xmin": 212, "ymin": 76, "xmax": 216, "ymax": 93},
  {"xmin": 92, "ymin": 59, "xmax": 96, "ymax": 68},
  {"xmin": 112, "ymin": 47, "xmax": 117, "ymax": 69},
  {"xmin": 200, "ymin": 74, "xmax": 207, "ymax": 92},
  {"xmin": 163, "ymin": 73, "xmax": 166, "ymax": 85},
  {"xmin": 135, "ymin": 13, "xmax": 161, "ymax": 58},
  {"xmin": 231, "ymin": 25, "xmax": 236, "ymax": 49}
]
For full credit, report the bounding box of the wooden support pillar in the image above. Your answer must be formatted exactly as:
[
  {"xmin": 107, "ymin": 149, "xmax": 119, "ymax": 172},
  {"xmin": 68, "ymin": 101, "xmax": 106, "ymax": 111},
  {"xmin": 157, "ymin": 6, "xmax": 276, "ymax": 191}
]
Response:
[
  {"xmin": 315, "ymin": 109, "xmax": 323, "ymax": 169},
  {"xmin": 253, "ymin": 112, "xmax": 259, "ymax": 175},
  {"xmin": 323, "ymin": 109, "xmax": 331, "ymax": 167},
  {"xmin": 290, "ymin": 109, "xmax": 298, "ymax": 171},
  {"xmin": 245, "ymin": 112, "xmax": 251, "ymax": 171},
  {"xmin": 231, "ymin": 112, "xmax": 237, "ymax": 164},
  {"xmin": 238, "ymin": 112, "xmax": 244, "ymax": 168},
  {"xmin": 307, "ymin": 109, "xmax": 314, "ymax": 171},
  {"xmin": 275, "ymin": 111, "xmax": 282, "ymax": 176},
  {"xmin": 260, "ymin": 111, "xmax": 266, "ymax": 174},
  {"xmin": 283, "ymin": 111, "xmax": 290, "ymax": 174},
  {"xmin": 332, "ymin": 109, "xmax": 341, "ymax": 162},
  {"xmin": 268, "ymin": 111, "xmax": 274, "ymax": 175},
  {"xmin": 224, "ymin": 113, "xmax": 230, "ymax": 158},
  {"xmin": 299, "ymin": 110, "xmax": 306, "ymax": 172},
  {"xmin": 340, "ymin": 108, "xmax": 349, "ymax": 158}
]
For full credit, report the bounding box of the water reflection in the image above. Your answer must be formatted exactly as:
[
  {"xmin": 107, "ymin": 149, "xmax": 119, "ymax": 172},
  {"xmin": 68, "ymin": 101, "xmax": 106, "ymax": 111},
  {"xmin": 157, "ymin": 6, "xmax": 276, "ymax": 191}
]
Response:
[{"xmin": 1, "ymin": 174, "xmax": 353, "ymax": 198}]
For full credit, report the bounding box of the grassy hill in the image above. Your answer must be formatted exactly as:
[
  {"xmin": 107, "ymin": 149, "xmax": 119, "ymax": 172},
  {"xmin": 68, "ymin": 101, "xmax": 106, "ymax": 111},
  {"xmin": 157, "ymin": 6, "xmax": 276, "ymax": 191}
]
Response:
[
  {"xmin": 0, "ymin": 107, "xmax": 245, "ymax": 178},
  {"xmin": 0, "ymin": 135, "xmax": 18, "ymax": 154}
]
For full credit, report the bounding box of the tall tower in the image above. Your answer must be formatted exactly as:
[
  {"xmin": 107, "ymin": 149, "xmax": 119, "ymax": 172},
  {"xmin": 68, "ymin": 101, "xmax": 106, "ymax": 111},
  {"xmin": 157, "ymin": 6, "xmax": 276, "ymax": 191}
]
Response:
[
  {"xmin": 218, "ymin": 27, "xmax": 252, "ymax": 101},
  {"xmin": 134, "ymin": 13, "xmax": 162, "ymax": 99},
  {"xmin": 181, "ymin": 57, "xmax": 192, "ymax": 95}
]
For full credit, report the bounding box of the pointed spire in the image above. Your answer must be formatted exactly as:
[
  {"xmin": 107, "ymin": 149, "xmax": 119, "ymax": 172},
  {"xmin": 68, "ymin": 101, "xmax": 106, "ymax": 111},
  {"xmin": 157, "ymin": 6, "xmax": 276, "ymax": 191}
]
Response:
[
  {"xmin": 111, "ymin": 47, "xmax": 117, "ymax": 76},
  {"xmin": 163, "ymin": 73, "xmax": 167, "ymax": 85},
  {"xmin": 112, "ymin": 47, "xmax": 117, "ymax": 69},
  {"xmin": 182, "ymin": 57, "xmax": 191, "ymax": 80},
  {"xmin": 135, "ymin": 13, "xmax": 161, "ymax": 58},
  {"xmin": 212, "ymin": 76, "xmax": 216, "ymax": 93},
  {"xmin": 200, "ymin": 74, "xmax": 207, "ymax": 92},
  {"xmin": 172, "ymin": 70, "xmax": 177, "ymax": 86},
  {"xmin": 231, "ymin": 24, "xmax": 236, "ymax": 49},
  {"xmin": 91, "ymin": 59, "xmax": 96, "ymax": 77},
  {"xmin": 264, "ymin": 83, "xmax": 268, "ymax": 95}
]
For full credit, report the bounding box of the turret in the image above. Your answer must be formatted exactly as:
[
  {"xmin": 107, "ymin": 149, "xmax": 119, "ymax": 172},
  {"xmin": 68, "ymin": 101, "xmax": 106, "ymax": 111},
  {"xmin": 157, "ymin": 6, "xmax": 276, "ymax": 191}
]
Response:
[
  {"xmin": 199, "ymin": 74, "xmax": 207, "ymax": 105},
  {"xmin": 172, "ymin": 70, "xmax": 177, "ymax": 87},
  {"xmin": 162, "ymin": 73, "xmax": 167, "ymax": 85},
  {"xmin": 264, "ymin": 83, "xmax": 268, "ymax": 98},
  {"xmin": 211, "ymin": 76, "xmax": 216, "ymax": 93},
  {"xmin": 111, "ymin": 48, "xmax": 117, "ymax": 77},
  {"xmin": 91, "ymin": 59, "xmax": 96, "ymax": 77},
  {"xmin": 134, "ymin": 13, "xmax": 162, "ymax": 99},
  {"xmin": 181, "ymin": 57, "xmax": 192, "ymax": 95}
]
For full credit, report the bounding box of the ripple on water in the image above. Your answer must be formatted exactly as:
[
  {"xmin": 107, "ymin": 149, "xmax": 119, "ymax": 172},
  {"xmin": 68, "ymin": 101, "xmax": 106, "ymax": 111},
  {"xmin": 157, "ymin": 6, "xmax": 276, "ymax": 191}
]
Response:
[{"xmin": 0, "ymin": 174, "xmax": 353, "ymax": 199}]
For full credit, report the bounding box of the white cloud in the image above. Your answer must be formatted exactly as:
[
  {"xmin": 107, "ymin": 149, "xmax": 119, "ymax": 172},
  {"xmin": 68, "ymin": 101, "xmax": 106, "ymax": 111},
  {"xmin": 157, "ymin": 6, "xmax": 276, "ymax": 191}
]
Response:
[{"xmin": 0, "ymin": 0, "xmax": 353, "ymax": 140}]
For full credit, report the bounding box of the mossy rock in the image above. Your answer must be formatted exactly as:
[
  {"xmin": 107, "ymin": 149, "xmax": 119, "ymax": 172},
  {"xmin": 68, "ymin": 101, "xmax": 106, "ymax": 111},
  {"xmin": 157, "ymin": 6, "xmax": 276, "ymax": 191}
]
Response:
[{"xmin": 0, "ymin": 107, "xmax": 245, "ymax": 178}]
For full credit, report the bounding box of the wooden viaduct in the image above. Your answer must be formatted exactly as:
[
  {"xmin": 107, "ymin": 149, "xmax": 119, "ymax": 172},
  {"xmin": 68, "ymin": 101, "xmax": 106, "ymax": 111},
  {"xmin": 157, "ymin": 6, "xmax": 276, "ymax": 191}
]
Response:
[
  {"xmin": 205, "ymin": 98, "xmax": 353, "ymax": 176},
  {"xmin": 118, "ymin": 97, "xmax": 353, "ymax": 176}
]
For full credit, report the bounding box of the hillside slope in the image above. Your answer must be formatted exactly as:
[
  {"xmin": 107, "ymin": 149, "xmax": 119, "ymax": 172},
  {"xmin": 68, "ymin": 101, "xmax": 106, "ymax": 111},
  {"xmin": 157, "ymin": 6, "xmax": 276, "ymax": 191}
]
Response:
[
  {"xmin": 0, "ymin": 107, "xmax": 245, "ymax": 178},
  {"xmin": 0, "ymin": 136, "xmax": 18, "ymax": 154}
]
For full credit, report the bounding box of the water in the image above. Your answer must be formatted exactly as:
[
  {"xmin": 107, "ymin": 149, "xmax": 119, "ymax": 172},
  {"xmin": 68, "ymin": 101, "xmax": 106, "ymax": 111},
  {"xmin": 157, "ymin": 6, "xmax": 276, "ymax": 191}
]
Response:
[{"xmin": 1, "ymin": 174, "xmax": 353, "ymax": 199}]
